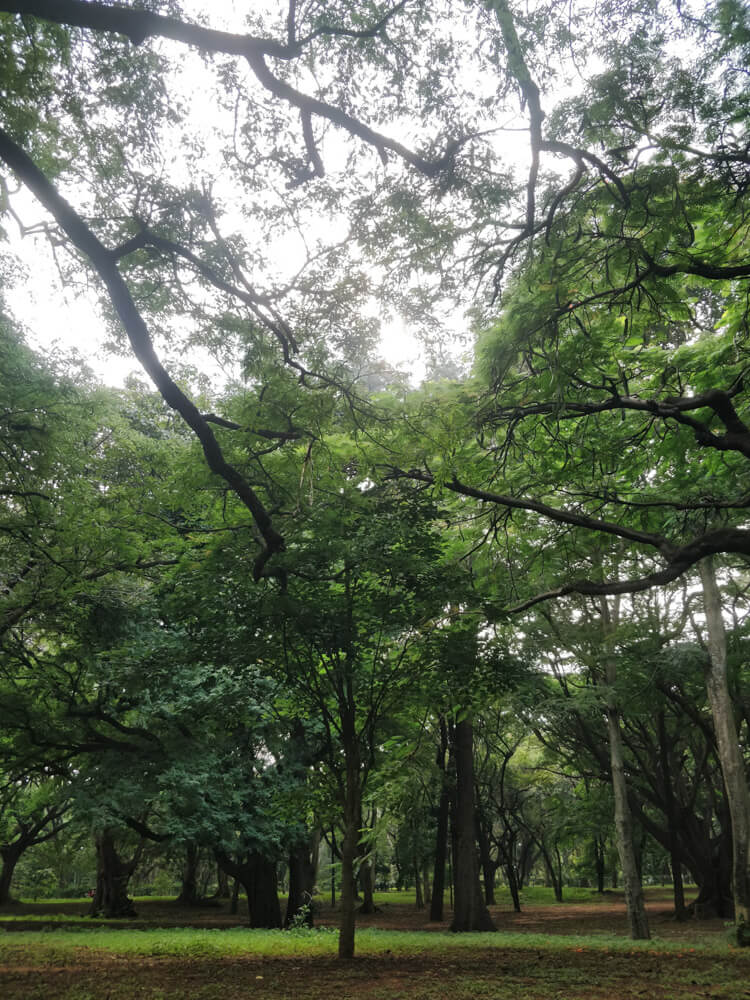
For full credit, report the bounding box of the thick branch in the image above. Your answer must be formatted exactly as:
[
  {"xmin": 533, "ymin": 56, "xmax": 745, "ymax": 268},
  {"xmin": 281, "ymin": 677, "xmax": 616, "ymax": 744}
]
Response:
[
  {"xmin": 0, "ymin": 0, "xmax": 293, "ymax": 56},
  {"xmin": 390, "ymin": 467, "xmax": 750, "ymax": 612},
  {"xmin": 2, "ymin": 0, "xmax": 454, "ymax": 178},
  {"xmin": 393, "ymin": 468, "xmax": 676, "ymax": 555},
  {"xmin": 115, "ymin": 813, "xmax": 172, "ymax": 843},
  {"xmin": 506, "ymin": 529, "xmax": 750, "ymax": 612},
  {"xmin": 489, "ymin": 0, "xmax": 543, "ymax": 233},
  {"xmin": 0, "ymin": 127, "xmax": 284, "ymax": 580},
  {"xmin": 201, "ymin": 413, "xmax": 303, "ymax": 440},
  {"xmin": 484, "ymin": 385, "xmax": 750, "ymax": 459}
]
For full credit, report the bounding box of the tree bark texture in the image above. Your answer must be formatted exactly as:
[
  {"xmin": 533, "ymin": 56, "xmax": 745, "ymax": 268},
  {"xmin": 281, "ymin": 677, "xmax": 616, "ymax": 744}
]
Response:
[
  {"xmin": 600, "ymin": 598, "xmax": 650, "ymax": 940},
  {"xmin": 449, "ymin": 718, "xmax": 496, "ymax": 932},
  {"xmin": 90, "ymin": 829, "xmax": 138, "ymax": 918},
  {"xmin": 430, "ymin": 718, "xmax": 450, "ymax": 922},
  {"xmin": 699, "ymin": 557, "xmax": 750, "ymax": 944}
]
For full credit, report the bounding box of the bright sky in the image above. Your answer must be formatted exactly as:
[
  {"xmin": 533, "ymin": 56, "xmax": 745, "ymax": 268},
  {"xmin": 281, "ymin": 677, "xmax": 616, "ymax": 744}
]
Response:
[{"xmin": 3, "ymin": 0, "xmax": 534, "ymax": 389}]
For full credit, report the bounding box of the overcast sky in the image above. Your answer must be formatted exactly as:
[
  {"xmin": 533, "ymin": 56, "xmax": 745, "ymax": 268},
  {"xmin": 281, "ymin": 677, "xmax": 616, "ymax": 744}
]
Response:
[{"xmin": 3, "ymin": 0, "xmax": 536, "ymax": 389}]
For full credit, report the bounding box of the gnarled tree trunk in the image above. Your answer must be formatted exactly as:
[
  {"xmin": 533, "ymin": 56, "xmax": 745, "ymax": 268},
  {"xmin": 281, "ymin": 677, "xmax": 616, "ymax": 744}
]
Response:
[{"xmin": 90, "ymin": 829, "xmax": 139, "ymax": 918}]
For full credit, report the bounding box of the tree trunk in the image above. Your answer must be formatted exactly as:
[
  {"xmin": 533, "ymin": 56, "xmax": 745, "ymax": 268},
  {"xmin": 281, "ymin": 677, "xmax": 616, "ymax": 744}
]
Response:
[
  {"xmin": 540, "ymin": 843, "xmax": 563, "ymax": 902},
  {"xmin": 229, "ymin": 877, "xmax": 240, "ymax": 915},
  {"xmin": 505, "ymin": 859, "xmax": 522, "ymax": 912},
  {"xmin": 430, "ymin": 717, "xmax": 450, "ymax": 922},
  {"xmin": 516, "ymin": 834, "xmax": 536, "ymax": 889},
  {"xmin": 0, "ymin": 844, "xmax": 22, "ymax": 904},
  {"xmin": 594, "ymin": 837, "xmax": 606, "ymax": 894},
  {"xmin": 217, "ymin": 852, "xmax": 281, "ymax": 928},
  {"xmin": 176, "ymin": 842, "xmax": 200, "ymax": 905},
  {"xmin": 414, "ymin": 854, "xmax": 424, "ymax": 909},
  {"xmin": 600, "ymin": 598, "xmax": 650, "ymax": 940},
  {"xmin": 699, "ymin": 557, "xmax": 750, "ymax": 945},
  {"xmin": 449, "ymin": 717, "xmax": 496, "ymax": 932},
  {"xmin": 656, "ymin": 710, "xmax": 688, "ymax": 920},
  {"xmin": 476, "ymin": 802, "xmax": 497, "ymax": 905},
  {"xmin": 422, "ymin": 863, "xmax": 432, "ymax": 906},
  {"xmin": 358, "ymin": 855, "xmax": 377, "ymax": 913},
  {"xmin": 246, "ymin": 853, "xmax": 282, "ymax": 929},
  {"xmin": 689, "ymin": 853, "xmax": 734, "ymax": 918},
  {"xmin": 285, "ymin": 833, "xmax": 318, "ymax": 927},
  {"xmin": 604, "ymin": 685, "xmax": 650, "ymax": 938},
  {"xmin": 90, "ymin": 830, "xmax": 138, "ymax": 918},
  {"xmin": 338, "ymin": 770, "xmax": 360, "ymax": 958},
  {"xmin": 214, "ymin": 865, "xmax": 230, "ymax": 899}
]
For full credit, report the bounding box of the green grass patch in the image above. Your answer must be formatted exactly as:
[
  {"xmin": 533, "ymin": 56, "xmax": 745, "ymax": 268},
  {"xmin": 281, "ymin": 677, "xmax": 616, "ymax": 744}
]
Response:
[{"xmin": 0, "ymin": 925, "xmax": 741, "ymax": 961}]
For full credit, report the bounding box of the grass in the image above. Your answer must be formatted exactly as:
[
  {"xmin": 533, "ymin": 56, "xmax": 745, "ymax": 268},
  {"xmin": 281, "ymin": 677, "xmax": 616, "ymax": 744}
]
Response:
[
  {"xmin": 1, "ymin": 926, "xmax": 748, "ymax": 1000},
  {"xmin": 0, "ymin": 887, "xmax": 750, "ymax": 1000},
  {"xmin": 2, "ymin": 888, "xmax": 746, "ymax": 999},
  {"xmin": 0, "ymin": 925, "xmax": 740, "ymax": 959},
  {"xmin": 12, "ymin": 884, "xmax": 672, "ymax": 909}
]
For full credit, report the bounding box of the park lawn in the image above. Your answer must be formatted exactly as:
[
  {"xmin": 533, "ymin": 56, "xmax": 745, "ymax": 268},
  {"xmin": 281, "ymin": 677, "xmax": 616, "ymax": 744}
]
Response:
[
  {"xmin": 1, "ymin": 890, "xmax": 746, "ymax": 998},
  {"xmin": 1, "ymin": 926, "xmax": 748, "ymax": 1000}
]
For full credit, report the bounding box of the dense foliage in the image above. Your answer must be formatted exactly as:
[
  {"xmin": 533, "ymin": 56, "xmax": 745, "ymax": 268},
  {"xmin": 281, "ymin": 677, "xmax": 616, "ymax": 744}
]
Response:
[{"xmin": 0, "ymin": 0, "xmax": 748, "ymax": 956}]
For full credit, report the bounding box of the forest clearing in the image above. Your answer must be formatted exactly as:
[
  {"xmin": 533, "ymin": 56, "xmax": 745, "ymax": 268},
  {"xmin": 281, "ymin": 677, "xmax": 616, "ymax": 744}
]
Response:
[
  {"xmin": 2, "ymin": 889, "xmax": 749, "ymax": 999},
  {"xmin": 1, "ymin": 0, "xmax": 749, "ymax": 992}
]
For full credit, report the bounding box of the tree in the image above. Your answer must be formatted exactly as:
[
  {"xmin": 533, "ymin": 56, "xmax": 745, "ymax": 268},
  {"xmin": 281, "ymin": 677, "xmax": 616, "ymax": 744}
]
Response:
[
  {"xmin": 261, "ymin": 479, "xmax": 454, "ymax": 956},
  {"xmin": 0, "ymin": 778, "xmax": 69, "ymax": 904},
  {"xmin": 2, "ymin": 0, "xmax": 750, "ymax": 947}
]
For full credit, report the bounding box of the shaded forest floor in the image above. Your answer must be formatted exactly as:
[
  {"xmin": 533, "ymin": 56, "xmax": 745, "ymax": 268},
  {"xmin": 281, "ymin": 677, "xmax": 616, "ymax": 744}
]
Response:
[{"xmin": 1, "ymin": 889, "xmax": 747, "ymax": 999}]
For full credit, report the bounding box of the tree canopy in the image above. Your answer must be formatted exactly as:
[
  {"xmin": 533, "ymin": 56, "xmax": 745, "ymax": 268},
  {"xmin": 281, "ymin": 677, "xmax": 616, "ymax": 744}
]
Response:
[{"xmin": 0, "ymin": 0, "xmax": 748, "ymax": 954}]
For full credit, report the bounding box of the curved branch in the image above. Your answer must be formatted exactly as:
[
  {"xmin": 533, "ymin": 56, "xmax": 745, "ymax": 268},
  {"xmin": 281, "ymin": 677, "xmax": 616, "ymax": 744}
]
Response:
[
  {"xmin": 388, "ymin": 468, "xmax": 750, "ymax": 613},
  {"xmin": 392, "ymin": 468, "xmax": 676, "ymax": 555},
  {"xmin": 507, "ymin": 530, "xmax": 750, "ymax": 612},
  {"xmin": 0, "ymin": 127, "xmax": 285, "ymax": 581},
  {"xmin": 0, "ymin": 0, "xmax": 294, "ymax": 56},
  {"xmin": 483, "ymin": 385, "xmax": 750, "ymax": 459},
  {"xmin": 541, "ymin": 139, "xmax": 629, "ymax": 207},
  {"xmin": 1, "ymin": 0, "xmax": 455, "ymax": 178}
]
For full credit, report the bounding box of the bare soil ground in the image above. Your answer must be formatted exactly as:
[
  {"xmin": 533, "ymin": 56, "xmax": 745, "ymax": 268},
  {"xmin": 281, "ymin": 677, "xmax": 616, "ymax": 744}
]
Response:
[
  {"xmin": 0, "ymin": 888, "xmax": 730, "ymax": 938},
  {"xmin": 1, "ymin": 891, "xmax": 747, "ymax": 999}
]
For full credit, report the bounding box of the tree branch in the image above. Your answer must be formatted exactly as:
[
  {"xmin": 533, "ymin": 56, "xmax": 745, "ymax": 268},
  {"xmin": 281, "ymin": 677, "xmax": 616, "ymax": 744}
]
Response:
[
  {"xmin": 0, "ymin": 127, "xmax": 285, "ymax": 581},
  {"xmin": 483, "ymin": 384, "xmax": 750, "ymax": 459},
  {"xmin": 390, "ymin": 467, "xmax": 676, "ymax": 555},
  {"xmin": 387, "ymin": 467, "xmax": 750, "ymax": 612},
  {"xmin": 2, "ymin": 0, "xmax": 456, "ymax": 179}
]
